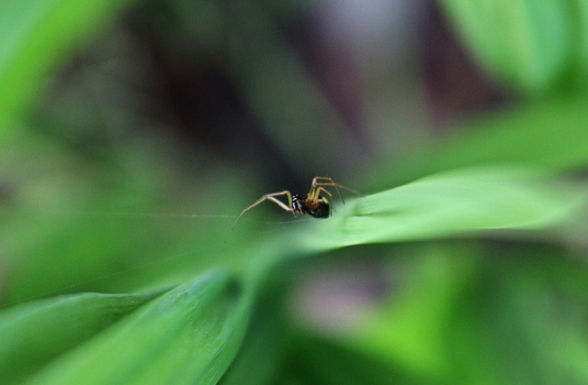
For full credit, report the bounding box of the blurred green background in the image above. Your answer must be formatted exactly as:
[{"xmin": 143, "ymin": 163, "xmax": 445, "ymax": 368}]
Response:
[{"xmin": 2, "ymin": 0, "xmax": 588, "ymax": 383}]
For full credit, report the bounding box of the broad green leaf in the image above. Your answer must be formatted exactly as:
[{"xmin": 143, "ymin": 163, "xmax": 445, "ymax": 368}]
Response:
[
  {"xmin": 0, "ymin": 0, "xmax": 137, "ymax": 136},
  {"xmin": 27, "ymin": 270, "xmax": 254, "ymax": 385},
  {"xmin": 0, "ymin": 291, "xmax": 159, "ymax": 384},
  {"xmin": 350, "ymin": 166, "xmax": 586, "ymax": 244},
  {"xmin": 438, "ymin": 0, "xmax": 573, "ymax": 92},
  {"xmin": 290, "ymin": 165, "xmax": 588, "ymax": 252}
]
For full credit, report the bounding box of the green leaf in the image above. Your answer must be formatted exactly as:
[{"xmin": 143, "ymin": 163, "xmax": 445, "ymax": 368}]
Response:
[
  {"xmin": 389, "ymin": 95, "xmax": 588, "ymax": 185},
  {"xmin": 577, "ymin": 0, "xmax": 588, "ymax": 79},
  {"xmin": 346, "ymin": 166, "xmax": 587, "ymax": 245},
  {"xmin": 0, "ymin": 291, "xmax": 159, "ymax": 384},
  {"xmin": 290, "ymin": 165, "xmax": 588, "ymax": 252},
  {"xmin": 280, "ymin": 331, "xmax": 433, "ymax": 385},
  {"xmin": 447, "ymin": 246, "xmax": 588, "ymax": 383},
  {"xmin": 219, "ymin": 282, "xmax": 287, "ymax": 385},
  {"xmin": 0, "ymin": 0, "xmax": 137, "ymax": 136},
  {"xmin": 438, "ymin": 0, "xmax": 573, "ymax": 92},
  {"xmin": 225, "ymin": 0, "xmax": 359, "ymax": 174},
  {"xmin": 338, "ymin": 244, "xmax": 588, "ymax": 383},
  {"xmin": 26, "ymin": 270, "xmax": 254, "ymax": 385},
  {"xmin": 340, "ymin": 245, "xmax": 479, "ymax": 381}
]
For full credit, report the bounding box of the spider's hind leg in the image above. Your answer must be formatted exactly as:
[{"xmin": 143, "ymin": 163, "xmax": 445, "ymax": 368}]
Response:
[{"xmin": 313, "ymin": 176, "xmax": 364, "ymax": 199}]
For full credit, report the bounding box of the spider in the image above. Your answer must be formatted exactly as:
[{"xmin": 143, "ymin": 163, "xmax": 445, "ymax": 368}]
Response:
[{"xmin": 225, "ymin": 176, "xmax": 363, "ymax": 242}]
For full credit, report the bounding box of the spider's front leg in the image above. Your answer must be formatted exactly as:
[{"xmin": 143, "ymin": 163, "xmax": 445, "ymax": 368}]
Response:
[{"xmin": 225, "ymin": 190, "xmax": 293, "ymax": 242}]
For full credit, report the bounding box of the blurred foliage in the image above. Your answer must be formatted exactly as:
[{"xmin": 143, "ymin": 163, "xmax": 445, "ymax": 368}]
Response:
[
  {"xmin": 0, "ymin": 0, "xmax": 138, "ymax": 132},
  {"xmin": 438, "ymin": 0, "xmax": 588, "ymax": 93},
  {"xmin": 2, "ymin": 0, "xmax": 588, "ymax": 384}
]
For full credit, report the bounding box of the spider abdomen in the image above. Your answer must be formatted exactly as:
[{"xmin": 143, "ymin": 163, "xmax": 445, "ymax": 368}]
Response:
[
  {"xmin": 308, "ymin": 199, "xmax": 330, "ymax": 218},
  {"xmin": 293, "ymin": 194, "xmax": 330, "ymax": 218}
]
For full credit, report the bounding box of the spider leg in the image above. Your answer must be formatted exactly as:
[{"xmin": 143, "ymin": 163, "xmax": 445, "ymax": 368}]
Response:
[
  {"xmin": 306, "ymin": 185, "xmax": 318, "ymax": 201},
  {"xmin": 313, "ymin": 177, "xmax": 344, "ymax": 203},
  {"xmin": 315, "ymin": 187, "xmax": 334, "ymax": 215},
  {"xmin": 224, "ymin": 191, "xmax": 293, "ymax": 242},
  {"xmin": 312, "ymin": 176, "xmax": 364, "ymax": 204}
]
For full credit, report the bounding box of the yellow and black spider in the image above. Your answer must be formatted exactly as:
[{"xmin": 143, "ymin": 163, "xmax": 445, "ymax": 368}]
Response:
[{"xmin": 225, "ymin": 176, "xmax": 363, "ymax": 241}]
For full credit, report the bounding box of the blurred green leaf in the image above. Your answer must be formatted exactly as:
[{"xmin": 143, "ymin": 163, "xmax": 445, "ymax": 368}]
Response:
[
  {"xmin": 282, "ymin": 331, "xmax": 433, "ymax": 385},
  {"xmin": 219, "ymin": 313, "xmax": 285, "ymax": 385},
  {"xmin": 0, "ymin": 133, "xmax": 247, "ymax": 304},
  {"xmin": 577, "ymin": 0, "xmax": 588, "ymax": 80},
  {"xmin": 0, "ymin": 291, "xmax": 159, "ymax": 384},
  {"xmin": 26, "ymin": 270, "xmax": 253, "ymax": 385},
  {"xmin": 333, "ymin": 244, "xmax": 588, "ymax": 383},
  {"xmin": 225, "ymin": 0, "xmax": 360, "ymax": 175},
  {"xmin": 336, "ymin": 245, "xmax": 477, "ymax": 382},
  {"xmin": 388, "ymin": 95, "xmax": 588, "ymax": 187},
  {"xmin": 448, "ymin": 246, "xmax": 588, "ymax": 383},
  {"xmin": 219, "ymin": 279, "xmax": 288, "ymax": 385},
  {"xmin": 0, "ymin": 0, "xmax": 136, "ymax": 135},
  {"xmin": 438, "ymin": 0, "xmax": 575, "ymax": 92}
]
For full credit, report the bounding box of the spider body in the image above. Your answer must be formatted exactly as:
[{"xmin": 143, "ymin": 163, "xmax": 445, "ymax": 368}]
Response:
[
  {"xmin": 292, "ymin": 194, "xmax": 330, "ymax": 218},
  {"xmin": 225, "ymin": 176, "xmax": 363, "ymax": 241}
]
